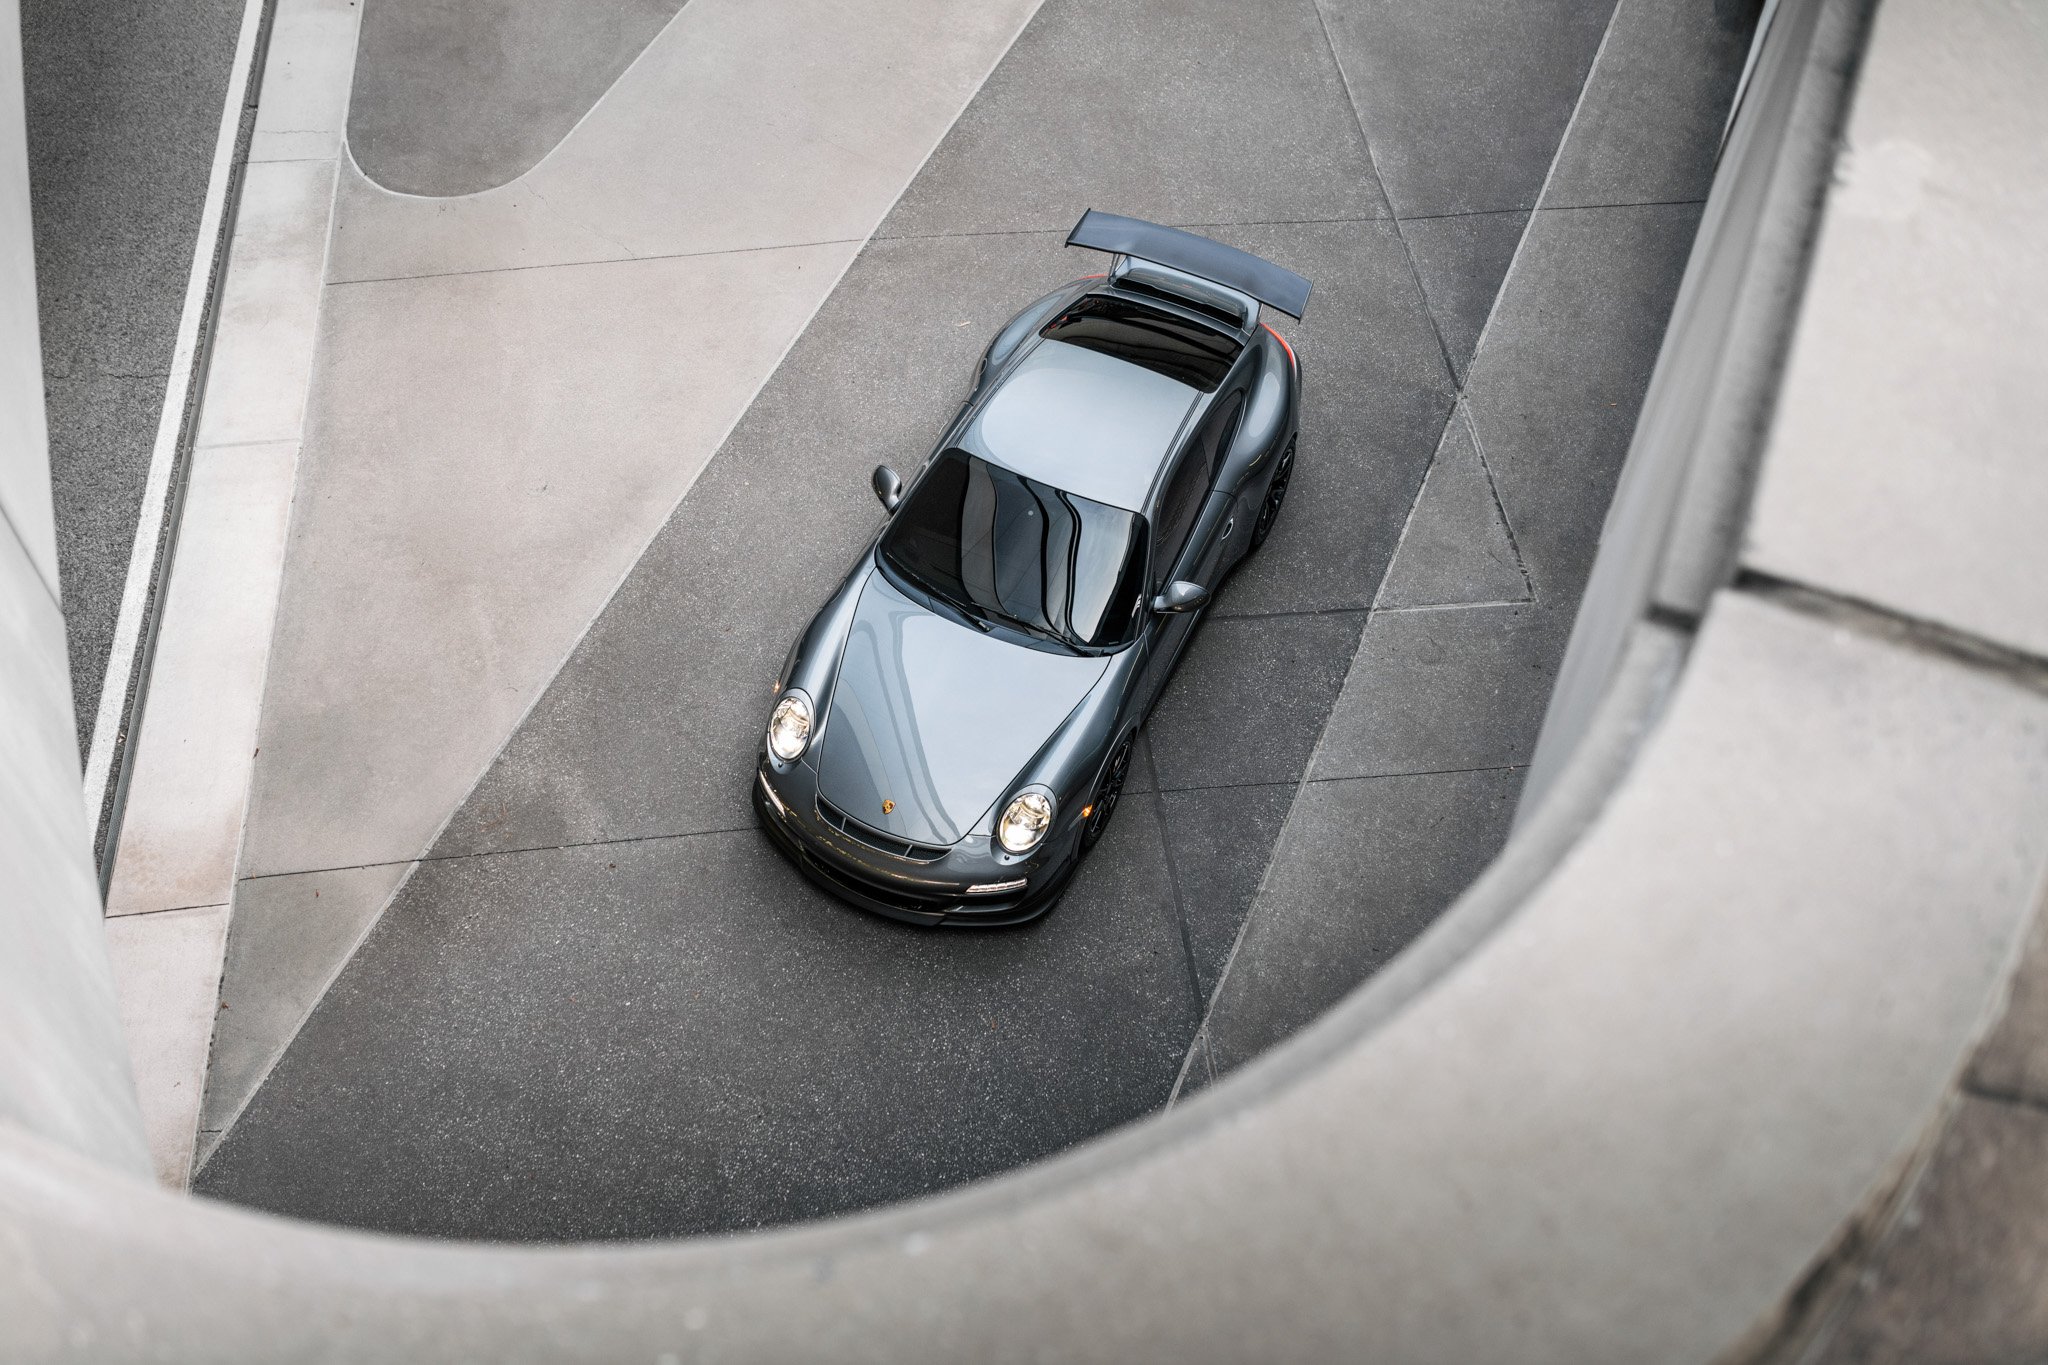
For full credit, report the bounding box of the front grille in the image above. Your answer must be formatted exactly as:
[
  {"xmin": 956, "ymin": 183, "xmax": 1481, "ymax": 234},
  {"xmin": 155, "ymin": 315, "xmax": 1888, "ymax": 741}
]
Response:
[{"xmin": 815, "ymin": 796, "xmax": 950, "ymax": 862}]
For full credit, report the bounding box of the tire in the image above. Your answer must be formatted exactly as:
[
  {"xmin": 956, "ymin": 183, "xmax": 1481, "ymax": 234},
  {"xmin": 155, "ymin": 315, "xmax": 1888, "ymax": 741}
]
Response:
[
  {"xmin": 1080, "ymin": 735, "xmax": 1135, "ymax": 852},
  {"xmin": 1249, "ymin": 438, "xmax": 1296, "ymax": 552}
]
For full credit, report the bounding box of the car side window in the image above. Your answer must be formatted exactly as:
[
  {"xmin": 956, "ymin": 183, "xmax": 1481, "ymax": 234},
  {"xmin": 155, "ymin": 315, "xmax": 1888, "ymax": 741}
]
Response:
[{"xmin": 1151, "ymin": 391, "xmax": 1244, "ymax": 589}]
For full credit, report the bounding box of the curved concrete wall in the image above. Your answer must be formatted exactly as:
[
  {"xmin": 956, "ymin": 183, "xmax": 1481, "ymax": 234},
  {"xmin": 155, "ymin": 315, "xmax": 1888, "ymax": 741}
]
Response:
[
  {"xmin": 5, "ymin": 0, "xmax": 2047, "ymax": 1358},
  {"xmin": 0, "ymin": 0, "xmax": 148, "ymax": 1178}
]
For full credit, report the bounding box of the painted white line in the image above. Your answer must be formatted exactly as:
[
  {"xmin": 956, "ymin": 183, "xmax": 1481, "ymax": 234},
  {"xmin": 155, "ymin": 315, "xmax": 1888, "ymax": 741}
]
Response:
[{"xmin": 80, "ymin": 0, "xmax": 269, "ymax": 853}]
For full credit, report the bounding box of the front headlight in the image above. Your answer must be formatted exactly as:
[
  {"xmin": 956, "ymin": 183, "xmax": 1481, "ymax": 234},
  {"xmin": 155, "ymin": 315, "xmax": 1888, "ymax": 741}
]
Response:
[
  {"xmin": 766, "ymin": 690, "xmax": 813, "ymax": 762},
  {"xmin": 997, "ymin": 790, "xmax": 1054, "ymax": 854}
]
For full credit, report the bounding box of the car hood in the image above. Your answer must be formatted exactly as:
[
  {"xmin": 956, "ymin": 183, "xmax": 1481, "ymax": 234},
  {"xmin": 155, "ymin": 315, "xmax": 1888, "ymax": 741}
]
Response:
[{"xmin": 815, "ymin": 571, "xmax": 1109, "ymax": 847}]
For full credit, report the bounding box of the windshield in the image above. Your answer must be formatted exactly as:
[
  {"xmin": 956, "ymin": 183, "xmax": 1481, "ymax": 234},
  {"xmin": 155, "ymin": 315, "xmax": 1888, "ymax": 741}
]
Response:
[{"xmin": 880, "ymin": 449, "xmax": 1150, "ymax": 650}]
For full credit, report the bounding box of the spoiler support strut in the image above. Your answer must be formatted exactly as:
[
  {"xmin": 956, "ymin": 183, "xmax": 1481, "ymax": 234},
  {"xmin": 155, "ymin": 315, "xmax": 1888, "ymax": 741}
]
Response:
[{"xmin": 1065, "ymin": 209, "xmax": 1312, "ymax": 320}]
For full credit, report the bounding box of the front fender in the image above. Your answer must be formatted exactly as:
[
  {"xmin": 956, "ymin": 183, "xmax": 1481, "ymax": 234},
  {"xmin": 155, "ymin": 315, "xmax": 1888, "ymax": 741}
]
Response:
[{"xmin": 976, "ymin": 646, "xmax": 1142, "ymax": 840}]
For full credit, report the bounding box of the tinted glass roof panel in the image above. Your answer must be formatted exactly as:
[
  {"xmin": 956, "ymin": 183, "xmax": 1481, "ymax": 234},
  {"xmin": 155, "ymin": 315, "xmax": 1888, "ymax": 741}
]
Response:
[{"xmin": 1039, "ymin": 294, "xmax": 1241, "ymax": 392}]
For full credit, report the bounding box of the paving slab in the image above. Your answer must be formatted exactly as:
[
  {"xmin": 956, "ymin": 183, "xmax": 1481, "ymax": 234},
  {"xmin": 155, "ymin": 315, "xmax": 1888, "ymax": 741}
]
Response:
[
  {"xmin": 105, "ymin": 442, "xmax": 297, "ymax": 917},
  {"xmin": 1462, "ymin": 199, "xmax": 1704, "ymax": 603},
  {"xmin": 1157, "ymin": 783, "xmax": 1299, "ymax": 1001},
  {"xmin": 247, "ymin": 0, "xmax": 360, "ymax": 166},
  {"xmin": 879, "ymin": 0, "xmax": 1385, "ymax": 239},
  {"xmin": 1374, "ymin": 403, "xmax": 1529, "ymax": 609},
  {"xmin": 1744, "ymin": 0, "xmax": 2048, "ymax": 660},
  {"xmin": 1311, "ymin": 603, "xmax": 1565, "ymax": 783},
  {"xmin": 197, "ymin": 814, "xmax": 1194, "ymax": 1239},
  {"xmin": 197, "ymin": 861, "xmax": 412, "ymax": 1158},
  {"xmin": 103, "ymin": 903, "xmax": 231, "ymax": 1187},
  {"xmin": 187, "ymin": 158, "xmax": 336, "ymax": 452},
  {"xmin": 1544, "ymin": 0, "xmax": 1756, "ymax": 209},
  {"xmin": 1316, "ymin": 0, "xmax": 1619, "ymax": 219},
  {"xmin": 1810, "ymin": 1095, "xmax": 2048, "ymax": 1365},
  {"xmin": 1969, "ymin": 903, "xmax": 2048, "ymax": 1110},
  {"xmin": 1202, "ymin": 768, "xmax": 1522, "ymax": 1075},
  {"xmin": 347, "ymin": 0, "xmax": 686, "ymax": 195},
  {"xmin": 1400, "ymin": 209, "xmax": 1529, "ymax": 382},
  {"xmin": 1144, "ymin": 612, "xmax": 1367, "ymax": 794}
]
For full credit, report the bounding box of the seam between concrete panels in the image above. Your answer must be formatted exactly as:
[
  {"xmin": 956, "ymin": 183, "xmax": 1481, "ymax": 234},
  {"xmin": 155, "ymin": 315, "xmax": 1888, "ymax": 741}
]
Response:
[
  {"xmin": 872, "ymin": 213, "xmax": 1397, "ymax": 245},
  {"xmin": 1306, "ymin": 0, "xmax": 1457, "ymax": 382},
  {"xmin": 342, "ymin": 0, "xmax": 706, "ymax": 201},
  {"xmin": 1458, "ymin": 403, "xmax": 1538, "ymax": 603},
  {"xmin": 326, "ymin": 234, "xmax": 867, "ymax": 288},
  {"xmin": 1139, "ymin": 740, "xmax": 1209, "ymax": 1024},
  {"xmin": 1735, "ymin": 571, "xmax": 2048, "ymax": 696}
]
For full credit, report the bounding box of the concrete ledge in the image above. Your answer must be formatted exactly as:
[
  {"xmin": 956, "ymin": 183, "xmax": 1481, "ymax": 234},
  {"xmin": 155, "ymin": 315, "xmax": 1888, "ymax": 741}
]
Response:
[{"xmin": 7, "ymin": 587, "xmax": 2047, "ymax": 1363}]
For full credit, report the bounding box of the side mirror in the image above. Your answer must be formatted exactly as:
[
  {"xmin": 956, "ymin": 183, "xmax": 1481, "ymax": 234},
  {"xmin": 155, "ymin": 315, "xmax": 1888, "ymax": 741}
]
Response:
[
  {"xmin": 1150, "ymin": 580, "xmax": 1209, "ymax": 615},
  {"xmin": 872, "ymin": 465, "xmax": 903, "ymax": 512}
]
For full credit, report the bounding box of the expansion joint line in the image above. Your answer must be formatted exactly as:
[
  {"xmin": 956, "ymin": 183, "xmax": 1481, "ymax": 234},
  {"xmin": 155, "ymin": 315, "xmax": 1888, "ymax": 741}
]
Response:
[
  {"xmin": 1140, "ymin": 739, "xmax": 1210, "ymax": 1025},
  {"xmin": 1733, "ymin": 570, "xmax": 2048, "ymax": 696}
]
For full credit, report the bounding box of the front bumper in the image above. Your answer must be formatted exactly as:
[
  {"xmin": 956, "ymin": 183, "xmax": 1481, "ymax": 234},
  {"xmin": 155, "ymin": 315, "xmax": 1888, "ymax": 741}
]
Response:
[{"xmin": 752, "ymin": 758, "xmax": 1077, "ymax": 927}]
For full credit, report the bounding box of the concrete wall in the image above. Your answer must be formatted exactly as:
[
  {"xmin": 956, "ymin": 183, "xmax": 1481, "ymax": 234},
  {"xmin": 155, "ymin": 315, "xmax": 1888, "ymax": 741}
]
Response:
[
  {"xmin": 0, "ymin": 0, "xmax": 149, "ymax": 1177},
  {"xmin": 3, "ymin": 0, "xmax": 2045, "ymax": 1359}
]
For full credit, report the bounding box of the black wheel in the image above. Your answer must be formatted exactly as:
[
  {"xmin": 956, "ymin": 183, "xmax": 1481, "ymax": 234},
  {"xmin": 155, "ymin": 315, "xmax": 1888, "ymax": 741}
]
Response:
[
  {"xmin": 1250, "ymin": 440, "xmax": 1295, "ymax": 551},
  {"xmin": 1081, "ymin": 736, "xmax": 1134, "ymax": 852}
]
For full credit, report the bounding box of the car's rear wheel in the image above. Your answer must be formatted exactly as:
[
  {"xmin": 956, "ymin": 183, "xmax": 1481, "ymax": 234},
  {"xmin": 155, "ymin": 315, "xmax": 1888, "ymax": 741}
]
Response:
[
  {"xmin": 1250, "ymin": 438, "xmax": 1296, "ymax": 551},
  {"xmin": 1081, "ymin": 735, "xmax": 1134, "ymax": 852}
]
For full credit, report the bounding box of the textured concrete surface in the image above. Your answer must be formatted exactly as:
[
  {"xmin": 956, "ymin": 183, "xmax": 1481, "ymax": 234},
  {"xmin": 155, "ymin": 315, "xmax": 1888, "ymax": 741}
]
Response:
[
  {"xmin": 199, "ymin": 861, "xmax": 412, "ymax": 1157},
  {"xmin": 1809, "ymin": 1095, "xmax": 2048, "ymax": 1365},
  {"xmin": 325, "ymin": 0, "xmax": 1044, "ymax": 282},
  {"xmin": 347, "ymin": 0, "xmax": 687, "ymax": 195},
  {"xmin": 20, "ymin": 0, "xmax": 246, "ymax": 746},
  {"xmin": 103, "ymin": 904, "xmax": 230, "ymax": 1187},
  {"xmin": 1203, "ymin": 767, "xmax": 1524, "ymax": 1074},
  {"xmin": 105, "ymin": 443, "xmax": 296, "ymax": 918},
  {"xmin": 1972, "ymin": 905, "xmax": 2048, "ymax": 1109},
  {"xmin": 1374, "ymin": 405, "xmax": 1529, "ymax": 608},
  {"xmin": 1747, "ymin": 0, "xmax": 2048, "ymax": 659},
  {"xmin": 1401, "ymin": 209, "xmax": 1530, "ymax": 381},
  {"xmin": 1317, "ymin": 0, "xmax": 1618, "ymax": 220}
]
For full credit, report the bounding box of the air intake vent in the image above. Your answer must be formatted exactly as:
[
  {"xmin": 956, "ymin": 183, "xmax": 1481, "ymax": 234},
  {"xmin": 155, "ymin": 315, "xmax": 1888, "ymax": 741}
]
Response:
[{"xmin": 815, "ymin": 796, "xmax": 949, "ymax": 862}]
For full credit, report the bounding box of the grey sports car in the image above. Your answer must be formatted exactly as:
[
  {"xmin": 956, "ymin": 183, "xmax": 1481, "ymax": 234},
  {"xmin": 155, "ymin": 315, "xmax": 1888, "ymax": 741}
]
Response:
[{"xmin": 754, "ymin": 211, "xmax": 1308, "ymax": 925}]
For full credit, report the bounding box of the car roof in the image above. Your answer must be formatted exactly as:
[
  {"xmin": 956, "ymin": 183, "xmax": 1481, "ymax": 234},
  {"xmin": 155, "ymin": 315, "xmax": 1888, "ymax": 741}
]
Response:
[{"xmin": 963, "ymin": 337, "xmax": 1202, "ymax": 513}]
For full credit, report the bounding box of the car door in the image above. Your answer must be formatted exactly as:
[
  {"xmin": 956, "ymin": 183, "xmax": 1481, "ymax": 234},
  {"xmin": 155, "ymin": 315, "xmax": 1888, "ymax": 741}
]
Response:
[{"xmin": 1138, "ymin": 388, "xmax": 1246, "ymax": 709}]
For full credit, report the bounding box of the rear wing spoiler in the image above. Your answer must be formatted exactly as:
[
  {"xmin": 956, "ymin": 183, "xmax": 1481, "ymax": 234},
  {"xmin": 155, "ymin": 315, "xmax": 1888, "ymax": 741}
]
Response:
[{"xmin": 1065, "ymin": 209, "xmax": 1312, "ymax": 320}]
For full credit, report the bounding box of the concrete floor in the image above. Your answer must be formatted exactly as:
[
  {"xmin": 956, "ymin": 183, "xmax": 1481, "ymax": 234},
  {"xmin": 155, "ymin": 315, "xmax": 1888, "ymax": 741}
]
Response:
[
  {"xmin": 193, "ymin": 0, "xmax": 1753, "ymax": 1238},
  {"xmin": 22, "ymin": 0, "xmax": 246, "ymax": 750}
]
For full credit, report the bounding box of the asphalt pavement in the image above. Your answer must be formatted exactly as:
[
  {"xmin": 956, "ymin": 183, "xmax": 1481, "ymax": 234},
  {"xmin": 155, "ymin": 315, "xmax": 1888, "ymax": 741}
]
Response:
[{"xmin": 22, "ymin": 0, "xmax": 247, "ymax": 751}]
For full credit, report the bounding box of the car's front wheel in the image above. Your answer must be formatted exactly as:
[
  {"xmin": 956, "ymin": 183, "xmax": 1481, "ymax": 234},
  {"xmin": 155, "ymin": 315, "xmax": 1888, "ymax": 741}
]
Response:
[
  {"xmin": 1080, "ymin": 735, "xmax": 1135, "ymax": 852},
  {"xmin": 1250, "ymin": 438, "xmax": 1296, "ymax": 551}
]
